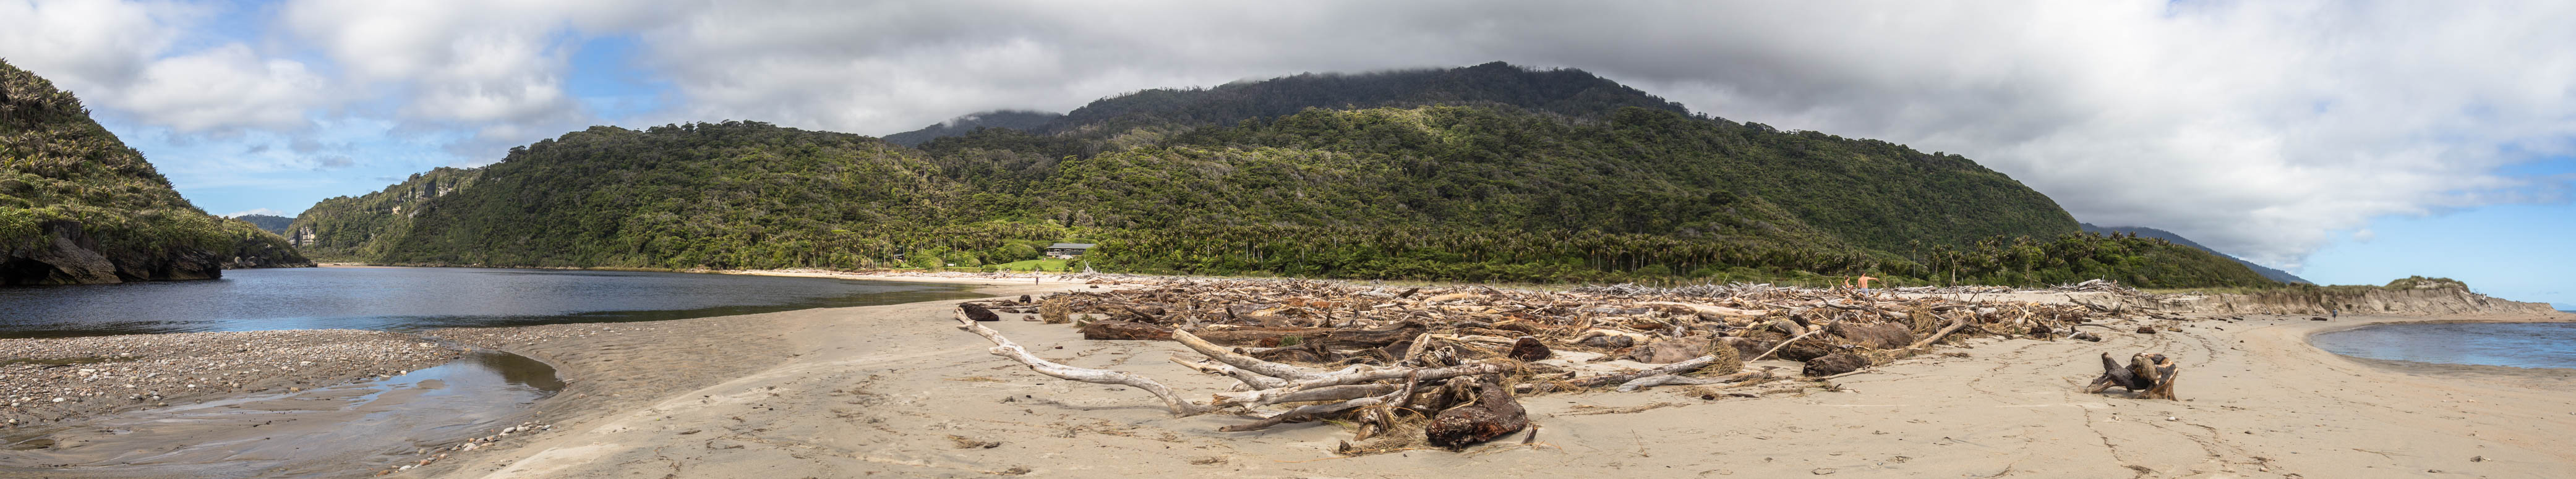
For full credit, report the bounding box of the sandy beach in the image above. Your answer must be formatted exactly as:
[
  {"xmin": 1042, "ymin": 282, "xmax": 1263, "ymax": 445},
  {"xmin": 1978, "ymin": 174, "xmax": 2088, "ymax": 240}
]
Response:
[
  {"xmin": 323, "ymin": 276, "xmax": 2572, "ymax": 479},
  {"xmin": 6, "ymin": 273, "xmax": 2568, "ymax": 478}
]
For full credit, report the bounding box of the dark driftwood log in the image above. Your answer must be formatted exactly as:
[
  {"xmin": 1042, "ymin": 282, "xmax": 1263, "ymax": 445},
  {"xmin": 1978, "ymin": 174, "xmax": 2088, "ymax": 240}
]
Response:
[
  {"xmin": 1802, "ymin": 352, "xmax": 1868, "ymax": 376},
  {"xmin": 1080, "ymin": 320, "xmax": 1173, "ymax": 341},
  {"xmin": 1324, "ymin": 321, "xmax": 1429, "ymax": 349},
  {"xmin": 2135, "ymin": 326, "xmax": 2156, "ymax": 334},
  {"xmin": 2086, "ymin": 352, "xmax": 2141, "ymax": 392},
  {"xmin": 961, "ymin": 303, "xmax": 1002, "ymax": 322},
  {"xmin": 1827, "ymin": 321, "xmax": 1915, "ymax": 349},
  {"xmin": 1507, "ymin": 336, "xmax": 1551, "ymax": 361},
  {"xmin": 2085, "ymin": 352, "xmax": 2180, "ymax": 400},
  {"xmin": 1426, "ymin": 375, "xmax": 1528, "ymax": 449}
]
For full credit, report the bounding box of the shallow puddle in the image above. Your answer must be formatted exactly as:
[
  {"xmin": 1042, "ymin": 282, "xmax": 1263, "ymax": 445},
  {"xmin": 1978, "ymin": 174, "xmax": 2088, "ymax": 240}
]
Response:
[{"xmin": 0, "ymin": 351, "xmax": 560, "ymax": 478}]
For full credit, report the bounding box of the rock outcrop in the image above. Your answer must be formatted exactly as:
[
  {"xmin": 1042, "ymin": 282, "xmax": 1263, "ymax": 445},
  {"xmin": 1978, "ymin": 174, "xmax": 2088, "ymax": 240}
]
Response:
[
  {"xmin": 2105, "ymin": 282, "xmax": 2556, "ymax": 316},
  {"xmin": 3, "ymin": 221, "xmax": 222, "ymax": 286}
]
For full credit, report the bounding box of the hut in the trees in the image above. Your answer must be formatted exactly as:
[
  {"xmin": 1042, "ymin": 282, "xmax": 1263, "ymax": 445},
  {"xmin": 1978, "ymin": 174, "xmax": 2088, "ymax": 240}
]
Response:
[{"xmin": 1045, "ymin": 243, "xmax": 1095, "ymax": 259}]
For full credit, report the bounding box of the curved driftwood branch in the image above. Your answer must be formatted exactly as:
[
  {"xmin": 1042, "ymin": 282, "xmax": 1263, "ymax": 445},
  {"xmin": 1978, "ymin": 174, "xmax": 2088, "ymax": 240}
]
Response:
[
  {"xmin": 1614, "ymin": 369, "xmax": 1773, "ymax": 392},
  {"xmin": 1173, "ymin": 329, "xmax": 1318, "ymax": 381},
  {"xmin": 1904, "ymin": 313, "xmax": 1972, "ymax": 351},
  {"xmin": 954, "ymin": 310, "xmax": 1215, "ymax": 417},
  {"xmin": 1168, "ymin": 356, "xmax": 1290, "ymax": 390},
  {"xmin": 1210, "ymin": 362, "xmax": 1510, "ymax": 407}
]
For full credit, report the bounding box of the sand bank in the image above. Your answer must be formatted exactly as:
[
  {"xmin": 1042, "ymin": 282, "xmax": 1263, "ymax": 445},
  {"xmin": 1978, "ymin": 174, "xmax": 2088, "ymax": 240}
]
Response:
[{"xmin": 381, "ymin": 276, "xmax": 2575, "ymax": 478}]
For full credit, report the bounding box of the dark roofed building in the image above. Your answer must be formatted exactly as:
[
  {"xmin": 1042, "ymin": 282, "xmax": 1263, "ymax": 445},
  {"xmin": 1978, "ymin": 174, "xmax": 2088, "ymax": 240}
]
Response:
[{"xmin": 1045, "ymin": 243, "xmax": 1095, "ymax": 259}]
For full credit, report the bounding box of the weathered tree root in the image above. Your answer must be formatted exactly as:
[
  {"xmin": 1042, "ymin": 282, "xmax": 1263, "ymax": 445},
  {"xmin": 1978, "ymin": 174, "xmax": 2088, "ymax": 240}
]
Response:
[
  {"xmin": 2084, "ymin": 352, "xmax": 2180, "ymax": 400},
  {"xmin": 952, "ymin": 308, "xmax": 1215, "ymax": 416},
  {"xmin": 1426, "ymin": 375, "xmax": 1528, "ymax": 448}
]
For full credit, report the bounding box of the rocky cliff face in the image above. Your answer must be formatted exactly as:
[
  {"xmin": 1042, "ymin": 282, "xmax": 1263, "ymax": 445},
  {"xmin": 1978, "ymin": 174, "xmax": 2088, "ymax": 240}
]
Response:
[
  {"xmin": 2121, "ymin": 284, "xmax": 2556, "ymax": 316},
  {"xmin": 2, "ymin": 221, "xmax": 221, "ymax": 286}
]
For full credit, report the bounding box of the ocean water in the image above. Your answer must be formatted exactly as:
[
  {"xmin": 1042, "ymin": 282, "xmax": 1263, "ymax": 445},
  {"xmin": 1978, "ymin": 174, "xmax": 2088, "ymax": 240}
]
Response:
[
  {"xmin": 2310, "ymin": 322, "xmax": 2576, "ymax": 370},
  {"xmin": 0, "ymin": 266, "xmax": 983, "ymax": 338}
]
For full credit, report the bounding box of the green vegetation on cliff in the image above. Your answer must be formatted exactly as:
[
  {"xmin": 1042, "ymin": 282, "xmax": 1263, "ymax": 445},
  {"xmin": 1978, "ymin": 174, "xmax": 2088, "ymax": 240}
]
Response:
[
  {"xmin": 285, "ymin": 167, "xmax": 482, "ymax": 261},
  {"xmin": 302, "ymin": 62, "xmax": 2273, "ymax": 288},
  {"xmin": 233, "ymin": 214, "xmax": 294, "ymax": 235},
  {"xmin": 1, "ymin": 60, "xmax": 310, "ymax": 284}
]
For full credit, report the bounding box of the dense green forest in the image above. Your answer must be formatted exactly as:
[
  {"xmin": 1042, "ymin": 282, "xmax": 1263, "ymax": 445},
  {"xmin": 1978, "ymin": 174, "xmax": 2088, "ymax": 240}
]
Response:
[
  {"xmin": 233, "ymin": 214, "xmax": 294, "ymax": 235},
  {"xmin": 1, "ymin": 61, "xmax": 309, "ymax": 284},
  {"xmin": 295, "ymin": 62, "xmax": 2275, "ymax": 288},
  {"xmin": 882, "ymin": 110, "xmax": 1062, "ymax": 147}
]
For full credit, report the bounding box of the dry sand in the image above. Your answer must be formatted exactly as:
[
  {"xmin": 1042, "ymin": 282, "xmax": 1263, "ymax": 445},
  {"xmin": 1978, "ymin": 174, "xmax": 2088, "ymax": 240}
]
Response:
[{"xmin": 368, "ymin": 276, "xmax": 2576, "ymax": 479}]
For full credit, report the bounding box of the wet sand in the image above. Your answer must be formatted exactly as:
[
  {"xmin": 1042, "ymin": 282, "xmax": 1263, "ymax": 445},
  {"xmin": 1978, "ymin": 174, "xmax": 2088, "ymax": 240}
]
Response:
[
  {"xmin": 0, "ymin": 351, "xmax": 558, "ymax": 478},
  {"xmin": 374, "ymin": 278, "xmax": 2576, "ymax": 478}
]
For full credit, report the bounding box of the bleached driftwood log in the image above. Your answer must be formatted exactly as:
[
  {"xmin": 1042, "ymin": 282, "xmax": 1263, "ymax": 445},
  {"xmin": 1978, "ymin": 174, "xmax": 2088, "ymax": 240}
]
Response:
[
  {"xmin": 1219, "ymin": 375, "xmax": 1418, "ymax": 432},
  {"xmin": 1211, "ymin": 361, "xmax": 1512, "ymax": 406},
  {"xmin": 1614, "ymin": 369, "xmax": 1773, "ymax": 392},
  {"xmin": 1172, "ymin": 329, "xmax": 1322, "ymax": 381},
  {"xmin": 954, "ymin": 308, "xmax": 1215, "ymax": 416}
]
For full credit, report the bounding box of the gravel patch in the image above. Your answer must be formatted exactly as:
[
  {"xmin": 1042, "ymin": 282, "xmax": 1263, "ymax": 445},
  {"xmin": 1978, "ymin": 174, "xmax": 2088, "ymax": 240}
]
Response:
[{"xmin": 1, "ymin": 329, "xmax": 461, "ymax": 428}]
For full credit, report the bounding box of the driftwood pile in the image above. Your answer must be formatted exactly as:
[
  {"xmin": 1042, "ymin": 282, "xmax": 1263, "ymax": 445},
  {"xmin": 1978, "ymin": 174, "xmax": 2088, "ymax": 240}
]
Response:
[{"xmin": 951, "ymin": 279, "xmax": 2155, "ymax": 451}]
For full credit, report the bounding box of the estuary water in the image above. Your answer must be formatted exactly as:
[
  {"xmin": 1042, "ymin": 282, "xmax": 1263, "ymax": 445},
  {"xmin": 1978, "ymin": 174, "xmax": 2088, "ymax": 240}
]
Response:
[
  {"xmin": 0, "ymin": 266, "xmax": 982, "ymax": 338},
  {"xmin": 2309, "ymin": 321, "xmax": 2576, "ymax": 370}
]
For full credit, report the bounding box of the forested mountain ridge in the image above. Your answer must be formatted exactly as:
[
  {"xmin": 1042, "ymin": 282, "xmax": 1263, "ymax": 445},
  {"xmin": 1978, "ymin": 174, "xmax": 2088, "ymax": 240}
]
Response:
[
  {"xmin": 233, "ymin": 214, "xmax": 294, "ymax": 235},
  {"xmin": 304, "ymin": 62, "xmax": 2275, "ymax": 287},
  {"xmin": 2081, "ymin": 223, "xmax": 2311, "ymax": 284},
  {"xmin": 1, "ymin": 61, "xmax": 310, "ymax": 285},
  {"xmin": 882, "ymin": 110, "xmax": 1062, "ymax": 147},
  {"xmin": 886, "ymin": 61, "xmax": 1688, "ymax": 146}
]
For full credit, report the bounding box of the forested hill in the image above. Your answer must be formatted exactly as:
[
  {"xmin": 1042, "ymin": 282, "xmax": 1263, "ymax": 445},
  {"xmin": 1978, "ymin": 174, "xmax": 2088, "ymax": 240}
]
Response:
[
  {"xmin": 233, "ymin": 214, "xmax": 294, "ymax": 235},
  {"xmin": 303, "ymin": 62, "xmax": 2276, "ymax": 288},
  {"xmin": 883, "ymin": 110, "xmax": 1061, "ymax": 147},
  {"xmin": 887, "ymin": 61, "xmax": 1687, "ymax": 145},
  {"xmin": 284, "ymin": 167, "xmax": 482, "ymax": 261},
  {"xmin": 2081, "ymin": 223, "xmax": 2311, "ymax": 284},
  {"xmin": 1, "ymin": 61, "xmax": 311, "ymax": 285}
]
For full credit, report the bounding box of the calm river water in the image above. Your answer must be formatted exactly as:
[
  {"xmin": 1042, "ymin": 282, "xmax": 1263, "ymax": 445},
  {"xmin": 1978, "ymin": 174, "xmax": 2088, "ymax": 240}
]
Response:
[
  {"xmin": 0, "ymin": 266, "xmax": 982, "ymax": 338},
  {"xmin": 2309, "ymin": 321, "xmax": 2576, "ymax": 370}
]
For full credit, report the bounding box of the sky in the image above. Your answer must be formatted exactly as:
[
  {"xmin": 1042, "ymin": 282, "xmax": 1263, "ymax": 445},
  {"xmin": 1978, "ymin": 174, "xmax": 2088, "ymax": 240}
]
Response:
[{"xmin": 1, "ymin": 0, "xmax": 2570, "ymax": 308}]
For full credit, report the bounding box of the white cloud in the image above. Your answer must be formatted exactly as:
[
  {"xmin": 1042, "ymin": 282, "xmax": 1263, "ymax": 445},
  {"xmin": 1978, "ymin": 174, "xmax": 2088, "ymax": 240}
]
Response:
[
  {"xmin": 222, "ymin": 208, "xmax": 284, "ymax": 218},
  {"xmin": 278, "ymin": 0, "xmax": 670, "ymax": 148},
  {"xmin": 111, "ymin": 44, "xmax": 328, "ymax": 131},
  {"xmin": 0, "ymin": 0, "xmax": 187, "ymax": 93},
  {"xmin": 1, "ymin": 1, "xmax": 326, "ymax": 132}
]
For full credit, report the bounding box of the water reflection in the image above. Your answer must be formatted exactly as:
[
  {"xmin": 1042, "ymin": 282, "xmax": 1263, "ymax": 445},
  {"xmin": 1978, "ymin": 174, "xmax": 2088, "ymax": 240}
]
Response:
[
  {"xmin": 0, "ymin": 267, "xmax": 983, "ymax": 338},
  {"xmin": 2311, "ymin": 322, "xmax": 2576, "ymax": 370}
]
